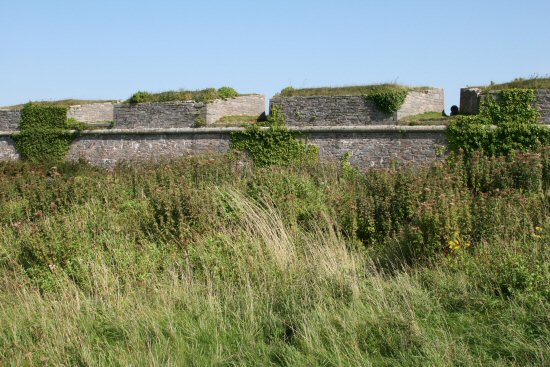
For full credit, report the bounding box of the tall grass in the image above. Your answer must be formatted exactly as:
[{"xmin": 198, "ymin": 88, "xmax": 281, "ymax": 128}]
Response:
[{"xmin": 0, "ymin": 152, "xmax": 549, "ymax": 365}]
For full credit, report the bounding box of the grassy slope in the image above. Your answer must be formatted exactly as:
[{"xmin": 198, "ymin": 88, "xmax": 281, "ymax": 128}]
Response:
[{"xmin": 0, "ymin": 154, "xmax": 549, "ymax": 365}]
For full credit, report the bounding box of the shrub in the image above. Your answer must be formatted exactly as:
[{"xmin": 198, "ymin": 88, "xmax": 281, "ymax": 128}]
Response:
[
  {"xmin": 448, "ymin": 88, "xmax": 549, "ymax": 156},
  {"xmin": 127, "ymin": 91, "xmax": 151, "ymax": 104},
  {"xmin": 217, "ymin": 86, "xmax": 238, "ymax": 99}
]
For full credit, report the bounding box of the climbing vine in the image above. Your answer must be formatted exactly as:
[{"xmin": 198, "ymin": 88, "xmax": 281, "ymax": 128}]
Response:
[
  {"xmin": 12, "ymin": 104, "xmax": 79, "ymax": 163},
  {"xmin": 230, "ymin": 107, "xmax": 319, "ymax": 167},
  {"xmin": 364, "ymin": 87, "xmax": 409, "ymax": 114},
  {"xmin": 447, "ymin": 89, "xmax": 549, "ymax": 156}
]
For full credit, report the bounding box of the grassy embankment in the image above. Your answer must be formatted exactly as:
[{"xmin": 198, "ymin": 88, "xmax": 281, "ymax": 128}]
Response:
[{"xmin": 0, "ymin": 152, "xmax": 549, "ymax": 365}]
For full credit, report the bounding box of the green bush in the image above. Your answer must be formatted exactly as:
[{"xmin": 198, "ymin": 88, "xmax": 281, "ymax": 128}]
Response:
[
  {"xmin": 217, "ymin": 86, "xmax": 238, "ymax": 99},
  {"xmin": 448, "ymin": 88, "xmax": 550, "ymax": 156},
  {"xmin": 127, "ymin": 91, "xmax": 151, "ymax": 104}
]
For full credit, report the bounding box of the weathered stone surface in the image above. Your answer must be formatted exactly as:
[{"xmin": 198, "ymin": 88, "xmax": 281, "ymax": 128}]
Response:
[
  {"xmin": 68, "ymin": 102, "xmax": 117, "ymax": 123},
  {"xmin": 0, "ymin": 136, "xmax": 20, "ymax": 160},
  {"xmin": 270, "ymin": 95, "xmax": 393, "ymax": 126},
  {"xmin": 0, "ymin": 110, "xmax": 21, "ymax": 131},
  {"xmin": 114, "ymin": 102, "xmax": 207, "ymax": 129},
  {"xmin": 459, "ymin": 88, "xmax": 482, "ymax": 115},
  {"xmin": 114, "ymin": 96, "xmax": 266, "ymax": 129},
  {"xmin": 270, "ymin": 89, "xmax": 444, "ymax": 126},
  {"xmin": 206, "ymin": 95, "xmax": 265, "ymax": 124},
  {"xmin": 307, "ymin": 130, "xmax": 447, "ymax": 168},
  {"xmin": 66, "ymin": 132, "xmax": 231, "ymax": 168},
  {"xmin": 396, "ymin": 89, "xmax": 445, "ymax": 120},
  {"xmin": 62, "ymin": 127, "xmax": 446, "ymax": 169}
]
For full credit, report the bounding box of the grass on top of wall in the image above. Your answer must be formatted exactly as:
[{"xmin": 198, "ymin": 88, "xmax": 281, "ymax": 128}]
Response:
[
  {"xmin": 126, "ymin": 87, "xmax": 243, "ymax": 104},
  {"xmin": 477, "ymin": 76, "xmax": 550, "ymax": 92},
  {"xmin": 2, "ymin": 99, "xmax": 118, "ymax": 110},
  {"xmin": 399, "ymin": 111, "xmax": 453, "ymax": 126},
  {"xmin": 275, "ymin": 83, "xmax": 435, "ymax": 97}
]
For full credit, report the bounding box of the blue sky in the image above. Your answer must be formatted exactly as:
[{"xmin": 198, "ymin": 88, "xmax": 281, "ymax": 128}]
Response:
[{"xmin": 1, "ymin": 0, "xmax": 549, "ymax": 111}]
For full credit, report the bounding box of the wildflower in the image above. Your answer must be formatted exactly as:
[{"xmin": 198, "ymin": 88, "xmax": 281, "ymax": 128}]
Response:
[
  {"xmin": 535, "ymin": 226, "xmax": 542, "ymax": 232},
  {"xmin": 48, "ymin": 264, "xmax": 57, "ymax": 272}
]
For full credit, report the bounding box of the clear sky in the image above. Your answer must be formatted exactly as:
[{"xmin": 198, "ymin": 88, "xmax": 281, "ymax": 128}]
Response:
[{"xmin": 1, "ymin": 0, "xmax": 549, "ymax": 111}]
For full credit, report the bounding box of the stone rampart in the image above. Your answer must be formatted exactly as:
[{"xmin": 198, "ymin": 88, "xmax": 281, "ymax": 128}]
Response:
[
  {"xmin": 114, "ymin": 102, "xmax": 206, "ymax": 129},
  {"xmin": 0, "ymin": 126, "xmax": 447, "ymax": 168},
  {"xmin": 270, "ymin": 89, "xmax": 444, "ymax": 126},
  {"xmin": 0, "ymin": 110, "xmax": 21, "ymax": 131},
  {"xmin": 68, "ymin": 102, "xmax": 117, "ymax": 123},
  {"xmin": 205, "ymin": 95, "xmax": 265, "ymax": 124}
]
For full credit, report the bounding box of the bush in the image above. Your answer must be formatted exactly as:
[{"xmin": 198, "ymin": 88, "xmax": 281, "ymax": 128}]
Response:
[
  {"xmin": 217, "ymin": 86, "xmax": 238, "ymax": 99},
  {"xmin": 448, "ymin": 88, "xmax": 549, "ymax": 156},
  {"xmin": 127, "ymin": 91, "xmax": 152, "ymax": 104}
]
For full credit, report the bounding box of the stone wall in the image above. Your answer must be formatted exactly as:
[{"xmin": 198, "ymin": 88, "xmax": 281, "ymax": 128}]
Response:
[
  {"xmin": 270, "ymin": 89, "xmax": 444, "ymax": 126},
  {"xmin": 113, "ymin": 96, "xmax": 267, "ymax": 129},
  {"xmin": 0, "ymin": 136, "xmax": 20, "ymax": 160},
  {"xmin": 114, "ymin": 102, "xmax": 206, "ymax": 129},
  {"xmin": 66, "ymin": 130, "xmax": 231, "ymax": 168},
  {"xmin": 206, "ymin": 95, "xmax": 265, "ymax": 124},
  {"xmin": 0, "ymin": 110, "xmax": 21, "ymax": 131},
  {"xmin": 68, "ymin": 102, "xmax": 117, "ymax": 123},
  {"xmin": 459, "ymin": 88, "xmax": 482, "ymax": 115},
  {"xmin": 396, "ymin": 89, "xmax": 445, "ymax": 120},
  {"xmin": 460, "ymin": 88, "xmax": 550, "ymax": 122},
  {"xmin": 60, "ymin": 126, "xmax": 446, "ymax": 168},
  {"xmin": 306, "ymin": 127, "xmax": 447, "ymax": 167}
]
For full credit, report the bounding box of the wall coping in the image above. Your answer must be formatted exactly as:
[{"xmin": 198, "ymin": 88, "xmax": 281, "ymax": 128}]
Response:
[{"xmin": 5, "ymin": 125, "xmax": 550, "ymax": 137}]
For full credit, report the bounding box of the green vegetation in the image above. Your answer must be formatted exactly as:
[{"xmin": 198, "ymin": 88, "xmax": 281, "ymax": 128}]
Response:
[
  {"xmin": 216, "ymin": 115, "xmax": 260, "ymax": 125},
  {"xmin": 399, "ymin": 111, "xmax": 452, "ymax": 126},
  {"xmin": 230, "ymin": 108, "xmax": 318, "ymax": 167},
  {"xmin": 127, "ymin": 87, "xmax": 241, "ymax": 104},
  {"xmin": 2, "ymin": 99, "xmax": 117, "ymax": 110},
  {"xmin": 11, "ymin": 104, "xmax": 80, "ymax": 163},
  {"xmin": 364, "ymin": 86, "xmax": 409, "ymax": 114},
  {"xmin": 276, "ymin": 83, "xmax": 431, "ymax": 97},
  {"xmin": 276, "ymin": 83, "xmax": 435, "ymax": 114},
  {"xmin": 448, "ymin": 88, "xmax": 550, "ymax": 156},
  {"xmin": 478, "ymin": 76, "xmax": 550, "ymax": 92},
  {"xmin": 0, "ymin": 150, "xmax": 549, "ymax": 365}
]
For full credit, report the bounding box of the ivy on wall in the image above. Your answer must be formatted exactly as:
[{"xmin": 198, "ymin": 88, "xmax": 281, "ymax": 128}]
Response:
[
  {"xmin": 364, "ymin": 87, "xmax": 409, "ymax": 114},
  {"xmin": 447, "ymin": 89, "xmax": 550, "ymax": 156},
  {"xmin": 230, "ymin": 107, "xmax": 319, "ymax": 167},
  {"xmin": 12, "ymin": 104, "xmax": 79, "ymax": 163}
]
